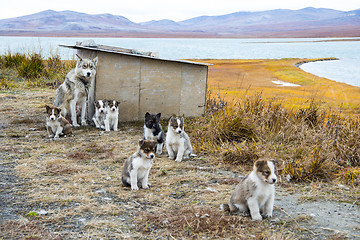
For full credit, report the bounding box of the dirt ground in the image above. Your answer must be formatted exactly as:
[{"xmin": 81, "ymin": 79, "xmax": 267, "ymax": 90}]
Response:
[{"xmin": 0, "ymin": 89, "xmax": 359, "ymax": 239}]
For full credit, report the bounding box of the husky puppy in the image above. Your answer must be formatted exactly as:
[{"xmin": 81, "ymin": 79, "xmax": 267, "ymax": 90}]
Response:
[
  {"xmin": 220, "ymin": 159, "xmax": 278, "ymax": 221},
  {"xmin": 54, "ymin": 55, "xmax": 98, "ymax": 127},
  {"xmin": 92, "ymin": 99, "xmax": 107, "ymax": 130},
  {"xmin": 166, "ymin": 116, "xmax": 193, "ymax": 162},
  {"xmin": 45, "ymin": 105, "xmax": 72, "ymax": 139},
  {"xmin": 104, "ymin": 100, "xmax": 119, "ymax": 131},
  {"xmin": 144, "ymin": 112, "xmax": 164, "ymax": 155},
  {"xmin": 122, "ymin": 139, "xmax": 157, "ymax": 190}
]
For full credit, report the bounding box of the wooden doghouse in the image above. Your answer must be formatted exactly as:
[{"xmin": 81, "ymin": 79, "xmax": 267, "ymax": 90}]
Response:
[{"xmin": 60, "ymin": 42, "xmax": 210, "ymax": 122}]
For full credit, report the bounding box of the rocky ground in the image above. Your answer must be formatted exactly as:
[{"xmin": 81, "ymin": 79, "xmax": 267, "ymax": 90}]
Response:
[{"xmin": 0, "ymin": 89, "xmax": 359, "ymax": 239}]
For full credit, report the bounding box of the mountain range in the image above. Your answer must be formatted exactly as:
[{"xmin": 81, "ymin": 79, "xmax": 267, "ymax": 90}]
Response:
[{"xmin": 0, "ymin": 8, "xmax": 359, "ymax": 38}]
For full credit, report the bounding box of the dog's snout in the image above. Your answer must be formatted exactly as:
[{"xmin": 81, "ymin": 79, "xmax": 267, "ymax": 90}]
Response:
[
  {"xmin": 50, "ymin": 116, "xmax": 55, "ymax": 120},
  {"xmin": 149, "ymin": 154, "xmax": 155, "ymax": 159},
  {"xmin": 272, "ymin": 178, "xmax": 277, "ymax": 183},
  {"xmin": 86, "ymin": 72, "xmax": 91, "ymax": 77}
]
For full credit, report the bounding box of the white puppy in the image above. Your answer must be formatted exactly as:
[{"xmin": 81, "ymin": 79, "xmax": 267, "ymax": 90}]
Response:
[
  {"xmin": 221, "ymin": 159, "xmax": 277, "ymax": 220},
  {"xmin": 92, "ymin": 99, "xmax": 107, "ymax": 130},
  {"xmin": 166, "ymin": 116, "xmax": 193, "ymax": 162},
  {"xmin": 104, "ymin": 100, "xmax": 119, "ymax": 131}
]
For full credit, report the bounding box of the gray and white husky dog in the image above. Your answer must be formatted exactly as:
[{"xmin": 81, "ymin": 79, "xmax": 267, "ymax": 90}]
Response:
[
  {"xmin": 144, "ymin": 112, "xmax": 164, "ymax": 155},
  {"xmin": 54, "ymin": 55, "xmax": 98, "ymax": 127},
  {"xmin": 166, "ymin": 116, "xmax": 193, "ymax": 162}
]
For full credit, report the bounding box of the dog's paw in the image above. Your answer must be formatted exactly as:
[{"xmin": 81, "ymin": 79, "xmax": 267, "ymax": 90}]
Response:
[
  {"xmin": 73, "ymin": 123, "xmax": 80, "ymax": 127},
  {"xmin": 142, "ymin": 184, "xmax": 150, "ymax": 189},
  {"xmin": 48, "ymin": 135, "xmax": 54, "ymax": 138},
  {"xmin": 251, "ymin": 215, "xmax": 263, "ymax": 221},
  {"xmin": 131, "ymin": 186, "xmax": 139, "ymax": 191},
  {"xmin": 168, "ymin": 155, "xmax": 175, "ymax": 160},
  {"xmin": 81, "ymin": 121, "xmax": 88, "ymax": 126},
  {"xmin": 262, "ymin": 213, "xmax": 272, "ymax": 219},
  {"xmin": 175, "ymin": 158, "xmax": 182, "ymax": 162}
]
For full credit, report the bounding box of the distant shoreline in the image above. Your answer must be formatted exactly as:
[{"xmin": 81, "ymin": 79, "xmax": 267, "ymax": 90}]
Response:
[
  {"xmin": 294, "ymin": 57, "xmax": 339, "ymax": 68},
  {"xmin": 0, "ymin": 31, "xmax": 360, "ymax": 39}
]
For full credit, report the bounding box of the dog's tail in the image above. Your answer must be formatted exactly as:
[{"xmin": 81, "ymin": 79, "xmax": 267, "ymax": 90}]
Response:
[
  {"xmin": 122, "ymin": 177, "xmax": 131, "ymax": 187},
  {"xmin": 220, "ymin": 203, "xmax": 231, "ymax": 212},
  {"xmin": 54, "ymin": 86, "xmax": 64, "ymax": 107}
]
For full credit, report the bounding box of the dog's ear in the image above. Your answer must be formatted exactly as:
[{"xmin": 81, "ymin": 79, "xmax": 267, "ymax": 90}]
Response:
[
  {"xmin": 75, "ymin": 54, "xmax": 82, "ymax": 62},
  {"xmin": 145, "ymin": 112, "xmax": 150, "ymax": 118},
  {"xmin": 169, "ymin": 116, "xmax": 174, "ymax": 122},
  {"xmin": 156, "ymin": 113, "xmax": 161, "ymax": 120},
  {"xmin": 181, "ymin": 115, "xmax": 184, "ymax": 123},
  {"xmin": 270, "ymin": 159, "xmax": 278, "ymax": 166},
  {"xmin": 255, "ymin": 159, "xmax": 266, "ymax": 169},
  {"xmin": 138, "ymin": 139, "xmax": 144, "ymax": 147},
  {"xmin": 45, "ymin": 105, "xmax": 51, "ymax": 112},
  {"xmin": 93, "ymin": 56, "xmax": 98, "ymax": 66}
]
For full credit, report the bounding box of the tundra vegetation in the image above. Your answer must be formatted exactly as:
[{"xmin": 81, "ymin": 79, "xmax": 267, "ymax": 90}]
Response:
[{"xmin": 0, "ymin": 51, "xmax": 359, "ymax": 239}]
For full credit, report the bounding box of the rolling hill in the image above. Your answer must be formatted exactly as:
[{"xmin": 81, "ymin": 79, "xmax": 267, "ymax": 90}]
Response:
[{"xmin": 0, "ymin": 8, "xmax": 359, "ymax": 37}]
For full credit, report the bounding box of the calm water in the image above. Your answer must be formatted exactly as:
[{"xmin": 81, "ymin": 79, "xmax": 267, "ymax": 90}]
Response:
[{"xmin": 0, "ymin": 36, "xmax": 359, "ymax": 87}]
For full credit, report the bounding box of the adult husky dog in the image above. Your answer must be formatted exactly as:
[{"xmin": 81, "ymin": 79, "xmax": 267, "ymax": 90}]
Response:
[{"xmin": 54, "ymin": 55, "xmax": 98, "ymax": 127}]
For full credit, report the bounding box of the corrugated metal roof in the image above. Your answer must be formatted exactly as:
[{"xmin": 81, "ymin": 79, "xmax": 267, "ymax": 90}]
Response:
[{"xmin": 59, "ymin": 44, "xmax": 212, "ymax": 66}]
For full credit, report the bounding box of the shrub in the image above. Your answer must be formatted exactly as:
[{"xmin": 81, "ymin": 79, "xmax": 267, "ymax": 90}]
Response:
[
  {"xmin": 17, "ymin": 53, "xmax": 45, "ymax": 79},
  {"xmin": 190, "ymin": 91, "xmax": 360, "ymax": 183},
  {"xmin": 2, "ymin": 52, "xmax": 27, "ymax": 68}
]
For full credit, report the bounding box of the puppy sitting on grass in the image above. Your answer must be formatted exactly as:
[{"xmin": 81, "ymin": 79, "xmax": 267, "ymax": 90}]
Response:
[
  {"xmin": 122, "ymin": 139, "xmax": 157, "ymax": 190},
  {"xmin": 166, "ymin": 116, "xmax": 193, "ymax": 162},
  {"xmin": 221, "ymin": 159, "xmax": 277, "ymax": 220},
  {"xmin": 45, "ymin": 105, "xmax": 72, "ymax": 139}
]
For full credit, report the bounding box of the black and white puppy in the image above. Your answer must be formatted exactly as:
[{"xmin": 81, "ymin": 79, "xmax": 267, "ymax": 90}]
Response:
[
  {"xmin": 220, "ymin": 159, "xmax": 277, "ymax": 220},
  {"xmin": 144, "ymin": 112, "xmax": 164, "ymax": 155},
  {"xmin": 122, "ymin": 139, "xmax": 157, "ymax": 190},
  {"xmin": 166, "ymin": 116, "xmax": 193, "ymax": 162}
]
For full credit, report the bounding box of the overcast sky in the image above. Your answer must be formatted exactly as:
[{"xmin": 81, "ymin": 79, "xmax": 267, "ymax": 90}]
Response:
[{"xmin": 0, "ymin": 0, "xmax": 359, "ymax": 22}]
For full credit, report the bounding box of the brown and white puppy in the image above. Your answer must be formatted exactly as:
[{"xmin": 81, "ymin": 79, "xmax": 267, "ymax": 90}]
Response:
[
  {"xmin": 165, "ymin": 116, "xmax": 193, "ymax": 162},
  {"xmin": 92, "ymin": 99, "xmax": 107, "ymax": 130},
  {"xmin": 45, "ymin": 105, "xmax": 72, "ymax": 139},
  {"xmin": 122, "ymin": 139, "xmax": 156, "ymax": 190},
  {"xmin": 221, "ymin": 159, "xmax": 277, "ymax": 220},
  {"xmin": 105, "ymin": 100, "xmax": 119, "ymax": 131}
]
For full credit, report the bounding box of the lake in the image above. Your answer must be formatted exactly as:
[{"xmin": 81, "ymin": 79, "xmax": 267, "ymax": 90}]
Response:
[{"xmin": 0, "ymin": 36, "xmax": 359, "ymax": 87}]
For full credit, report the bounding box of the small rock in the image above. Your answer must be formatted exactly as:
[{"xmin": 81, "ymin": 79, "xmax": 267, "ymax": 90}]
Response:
[
  {"xmin": 205, "ymin": 187, "xmax": 218, "ymax": 193},
  {"xmin": 37, "ymin": 210, "xmax": 48, "ymax": 215}
]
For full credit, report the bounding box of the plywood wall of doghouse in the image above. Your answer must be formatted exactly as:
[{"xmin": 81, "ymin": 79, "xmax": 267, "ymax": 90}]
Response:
[{"xmin": 78, "ymin": 50, "xmax": 207, "ymax": 122}]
